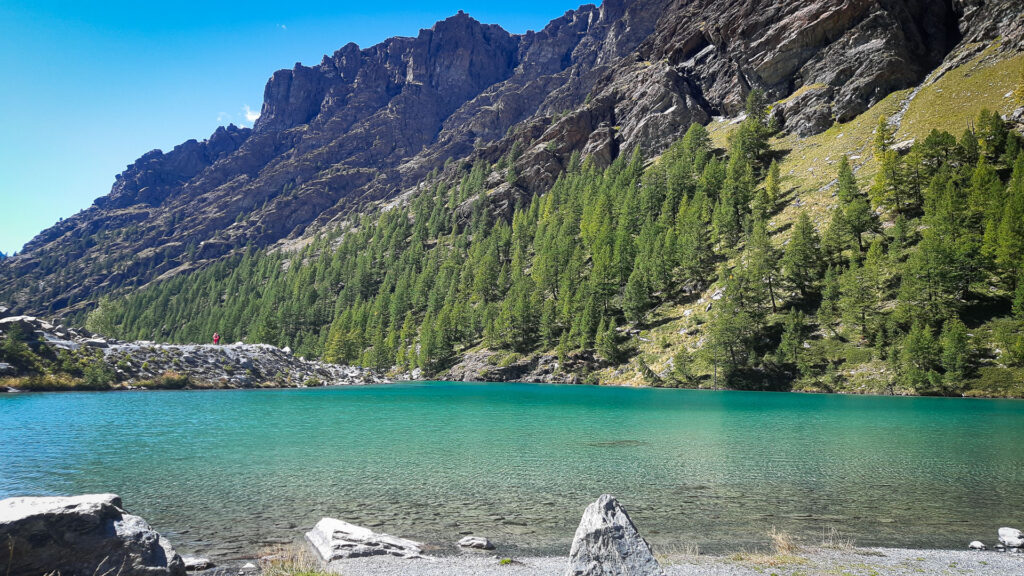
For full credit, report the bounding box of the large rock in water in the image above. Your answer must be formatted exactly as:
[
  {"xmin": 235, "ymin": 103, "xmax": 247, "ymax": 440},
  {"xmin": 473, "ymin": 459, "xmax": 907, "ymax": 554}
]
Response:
[
  {"xmin": 566, "ymin": 495, "xmax": 664, "ymax": 576},
  {"xmin": 0, "ymin": 494, "xmax": 185, "ymax": 576},
  {"xmin": 999, "ymin": 527, "xmax": 1023, "ymax": 548},
  {"xmin": 306, "ymin": 517, "xmax": 427, "ymax": 563}
]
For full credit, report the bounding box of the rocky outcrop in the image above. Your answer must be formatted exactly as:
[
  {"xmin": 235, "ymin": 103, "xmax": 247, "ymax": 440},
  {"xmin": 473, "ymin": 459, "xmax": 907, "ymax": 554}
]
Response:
[
  {"xmin": 0, "ymin": 315, "xmax": 381, "ymax": 388},
  {"xmin": 306, "ymin": 518, "xmax": 427, "ymax": 563},
  {"xmin": 1, "ymin": 1, "xmax": 1021, "ymax": 319},
  {"xmin": 566, "ymin": 494, "xmax": 664, "ymax": 576},
  {"xmin": 0, "ymin": 494, "xmax": 185, "ymax": 576}
]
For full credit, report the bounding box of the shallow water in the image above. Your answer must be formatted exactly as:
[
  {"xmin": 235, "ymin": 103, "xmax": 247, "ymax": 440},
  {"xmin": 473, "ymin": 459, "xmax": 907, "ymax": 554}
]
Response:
[{"xmin": 1, "ymin": 383, "xmax": 1022, "ymax": 558}]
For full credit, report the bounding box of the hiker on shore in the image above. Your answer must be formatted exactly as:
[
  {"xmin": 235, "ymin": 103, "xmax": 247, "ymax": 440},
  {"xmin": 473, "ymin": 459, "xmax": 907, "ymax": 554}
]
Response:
[{"xmin": 213, "ymin": 332, "xmax": 220, "ymax": 345}]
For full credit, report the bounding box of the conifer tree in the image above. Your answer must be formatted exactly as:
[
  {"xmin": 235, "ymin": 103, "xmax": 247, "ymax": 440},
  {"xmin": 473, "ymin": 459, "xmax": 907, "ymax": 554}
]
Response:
[
  {"xmin": 781, "ymin": 212, "xmax": 822, "ymax": 298},
  {"xmin": 899, "ymin": 322, "xmax": 940, "ymax": 393},
  {"xmin": 837, "ymin": 156, "xmax": 877, "ymax": 251},
  {"xmin": 817, "ymin": 266, "xmax": 841, "ymax": 335},
  {"xmin": 994, "ymin": 155, "xmax": 1024, "ymax": 283},
  {"xmin": 940, "ymin": 317, "xmax": 970, "ymax": 386},
  {"xmin": 623, "ymin": 266, "xmax": 650, "ymax": 324},
  {"xmin": 743, "ymin": 218, "xmax": 780, "ymax": 313},
  {"xmin": 596, "ymin": 318, "xmax": 620, "ymax": 363},
  {"xmin": 778, "ymin": 310, "xmax": 805, "ymax": 365}
]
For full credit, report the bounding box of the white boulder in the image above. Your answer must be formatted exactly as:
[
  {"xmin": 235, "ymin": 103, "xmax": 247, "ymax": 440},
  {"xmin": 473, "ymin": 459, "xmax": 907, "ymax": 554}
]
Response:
[
  {"xmin": 998, "ymin": 527, "xmax": 1023, "ymax": 548},
  {"xmin": 306, "ymin": 517, "xmax": 427, "ymax": 563},
  {"xmin": 458, "ymin": 535, "xmax": 495, "ymax": 550}
]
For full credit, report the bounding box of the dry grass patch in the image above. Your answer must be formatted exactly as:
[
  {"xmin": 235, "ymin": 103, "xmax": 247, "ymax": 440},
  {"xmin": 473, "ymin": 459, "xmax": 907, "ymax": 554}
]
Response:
[
  {"xmin": 729, "ymin": 527, "xmax": 807, "ymax": 567},
  {"xmin": 259, "ymin": 545, "xmax": 330, "ymax": 576},
  {"xmin": 820, "ymin": 526, "xmax": 856, "ymax": 551}
]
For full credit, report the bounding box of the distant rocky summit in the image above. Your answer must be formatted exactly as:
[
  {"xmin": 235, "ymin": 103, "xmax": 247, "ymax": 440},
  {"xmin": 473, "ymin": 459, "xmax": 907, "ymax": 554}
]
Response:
[
  {"xmin": 0, "ymin": 494, "xmax": 185, "ymax": 576},
  {"xmin": 2, "ymin": 0, "xmax": 1020, "ymax": 319},
  {"xmin": 0, "ymin": 315, "xmax": 381, "ymax": 390}
]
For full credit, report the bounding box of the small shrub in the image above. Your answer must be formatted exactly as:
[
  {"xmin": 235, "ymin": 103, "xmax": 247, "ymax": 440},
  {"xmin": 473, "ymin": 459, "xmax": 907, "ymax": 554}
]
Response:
[
  {"xmin": 497, "ymin": 352, "xmax": 523, "ymax": 368},
  {"xmin": 140, "ymin": 371, "xmax": 190, "ymax": 390},
  {"xmin": 770, "ymin": 526, "xmax": 798, "ymax": 555},
  {"xmin": 6, "ymin": 373, "xmax": 82, "ymax": 391},
  {"xmin": 83, "ymin": 363, "xmax": 116, "ymax": 389}
]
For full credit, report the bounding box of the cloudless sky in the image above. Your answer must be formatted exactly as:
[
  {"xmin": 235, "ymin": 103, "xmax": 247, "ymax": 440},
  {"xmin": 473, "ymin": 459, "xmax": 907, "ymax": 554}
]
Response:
[{"xmin": 0, "ymin": 0, "xmax": 587, "ymax": 255}]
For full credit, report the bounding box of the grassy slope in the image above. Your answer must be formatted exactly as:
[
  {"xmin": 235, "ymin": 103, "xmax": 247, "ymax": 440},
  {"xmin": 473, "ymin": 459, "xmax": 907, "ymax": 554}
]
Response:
[{"xmin": 599, "ymin": 47, "xmax": 1024, "ymax": 392}]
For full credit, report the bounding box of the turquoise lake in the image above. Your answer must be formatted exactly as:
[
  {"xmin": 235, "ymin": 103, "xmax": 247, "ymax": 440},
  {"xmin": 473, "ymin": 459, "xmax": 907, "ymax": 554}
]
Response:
[{"xmin": 1, "ymin": 382, "xmax": 1022, "ymax": 559}]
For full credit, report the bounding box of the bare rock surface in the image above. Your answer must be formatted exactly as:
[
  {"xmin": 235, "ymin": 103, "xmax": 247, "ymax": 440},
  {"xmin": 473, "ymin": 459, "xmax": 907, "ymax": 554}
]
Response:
[
  {"xmin": 566, "ymin": 494, "xmax": 664, "ymax": 576},
  {"xmin": 306, "ymin": 517, "xmax": 429, "ymax": 563},
  {"xmin": 0, "ymin": 493, "xmax": 185, "ymax": 576},
  {"xmin": 0, "ymin": 314, "xmax": 380, "ymax": 388}
]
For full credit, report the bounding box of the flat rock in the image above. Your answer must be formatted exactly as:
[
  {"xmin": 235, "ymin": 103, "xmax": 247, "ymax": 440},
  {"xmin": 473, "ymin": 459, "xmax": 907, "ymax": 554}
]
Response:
[
  {"xmin": 969, "ymin": 540, "xmax": 987, "ymax": 550},
  {"xmin": 458, "ymin": 535, "xmax": 495, "ymax": 550},
  {"xmin": 306, "ymin": 517, "xmax": 427, "ymax": 563},
  {"xmin": 0, "ymin": 493, "xmax": 185, "ymax": 576},
  {"xmin": 565, "ymin": 494, "xmax": 664, "ymax": 576},
  {"xmin": 181, "ymin": 556, "xmax": 214, "ymax": 570}
]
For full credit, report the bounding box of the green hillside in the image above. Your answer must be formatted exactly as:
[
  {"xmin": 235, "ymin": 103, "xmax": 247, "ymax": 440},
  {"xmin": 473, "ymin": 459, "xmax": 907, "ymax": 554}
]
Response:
[{"xmin": 83, "ymin": 52, "xmax": 1024, "ymax": 397}]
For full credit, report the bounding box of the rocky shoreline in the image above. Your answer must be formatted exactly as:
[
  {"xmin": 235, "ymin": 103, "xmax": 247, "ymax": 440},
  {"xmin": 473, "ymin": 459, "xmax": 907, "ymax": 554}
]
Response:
[
  {"xmin": 4, "ymin": 314, "xmax": 1024, "ymax": 397},
  {"xmin": 0, "ymin": 315, "xmax": 383, "ymax": 390},
  {"xmin": 2, "ymin": 493, "xmax": 1022, "ymax": 576}
]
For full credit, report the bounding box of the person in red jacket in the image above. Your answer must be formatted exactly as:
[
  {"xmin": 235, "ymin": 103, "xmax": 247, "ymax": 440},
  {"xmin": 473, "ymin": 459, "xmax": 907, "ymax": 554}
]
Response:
[{"xmin": 213, "ymin": 332, "xmax": 220, "ymax": 345}]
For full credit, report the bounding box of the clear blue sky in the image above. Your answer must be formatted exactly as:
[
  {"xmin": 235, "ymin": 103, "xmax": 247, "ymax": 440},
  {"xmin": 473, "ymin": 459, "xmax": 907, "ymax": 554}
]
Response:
[{"xmin": 0, "ymin": 0, "xmax": 587, "ymax": 255}]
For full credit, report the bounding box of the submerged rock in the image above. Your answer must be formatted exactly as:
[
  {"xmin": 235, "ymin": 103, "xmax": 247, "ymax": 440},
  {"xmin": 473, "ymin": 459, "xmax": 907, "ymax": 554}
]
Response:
[
  {"xmin": 0, "ymin": 493, "xmax": 185, "ymax": 576},
  {"xmin": 306, "ymin": 517, "xmax": 427, "ymax": 563},
  {"xmin": 566, "ymin": 494, "xmax": 664, "ymax": 576},
  {"xmin": 458, "ymin": 535, "xmax": 495, "ymax": 550}
]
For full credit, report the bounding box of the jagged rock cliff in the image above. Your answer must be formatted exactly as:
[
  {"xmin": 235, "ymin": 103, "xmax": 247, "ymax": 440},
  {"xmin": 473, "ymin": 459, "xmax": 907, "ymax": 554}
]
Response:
[{"xmin": 1, "ymin": 0, "xmax": 1020, "ymax": 318}]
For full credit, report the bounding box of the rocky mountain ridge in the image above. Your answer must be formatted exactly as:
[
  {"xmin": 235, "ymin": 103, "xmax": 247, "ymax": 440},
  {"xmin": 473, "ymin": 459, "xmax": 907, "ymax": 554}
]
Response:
[{"xmin": 1, "ymin": 0, "xmax": 1021, "ymax": 319}]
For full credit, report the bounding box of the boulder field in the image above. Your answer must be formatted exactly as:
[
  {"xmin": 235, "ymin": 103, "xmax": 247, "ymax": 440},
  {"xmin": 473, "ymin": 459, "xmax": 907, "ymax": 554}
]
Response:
[{"xmin": 0, "ymin": 314, "xmax": 382, "ymax": 389}]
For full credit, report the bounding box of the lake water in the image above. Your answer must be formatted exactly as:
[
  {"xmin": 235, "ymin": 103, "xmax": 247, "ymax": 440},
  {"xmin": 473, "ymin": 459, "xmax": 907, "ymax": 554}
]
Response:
[{"xmin": 1, "ymin": 383, "xmax": 1022, "ymax": 559}]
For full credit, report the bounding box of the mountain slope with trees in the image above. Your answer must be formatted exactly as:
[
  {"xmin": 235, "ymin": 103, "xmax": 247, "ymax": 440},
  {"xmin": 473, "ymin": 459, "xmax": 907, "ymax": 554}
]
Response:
[
  {"xmin": 2, "ymin": 1, "xmax": 1024, "ymax": 396},
  {"xmin": 86, "ymin": 80, "xmax": 1024, "ymax": 396},
  {"xmin": 2, "ymin": 0, "xmax": 1020, "ymax": 318}
]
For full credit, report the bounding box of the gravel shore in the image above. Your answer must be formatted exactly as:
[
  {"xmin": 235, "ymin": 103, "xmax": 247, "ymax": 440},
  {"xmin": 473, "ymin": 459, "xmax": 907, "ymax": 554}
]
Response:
[{"xmin": 310, "ymin": 547, "xmax": 1024, "ymax": 576}]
